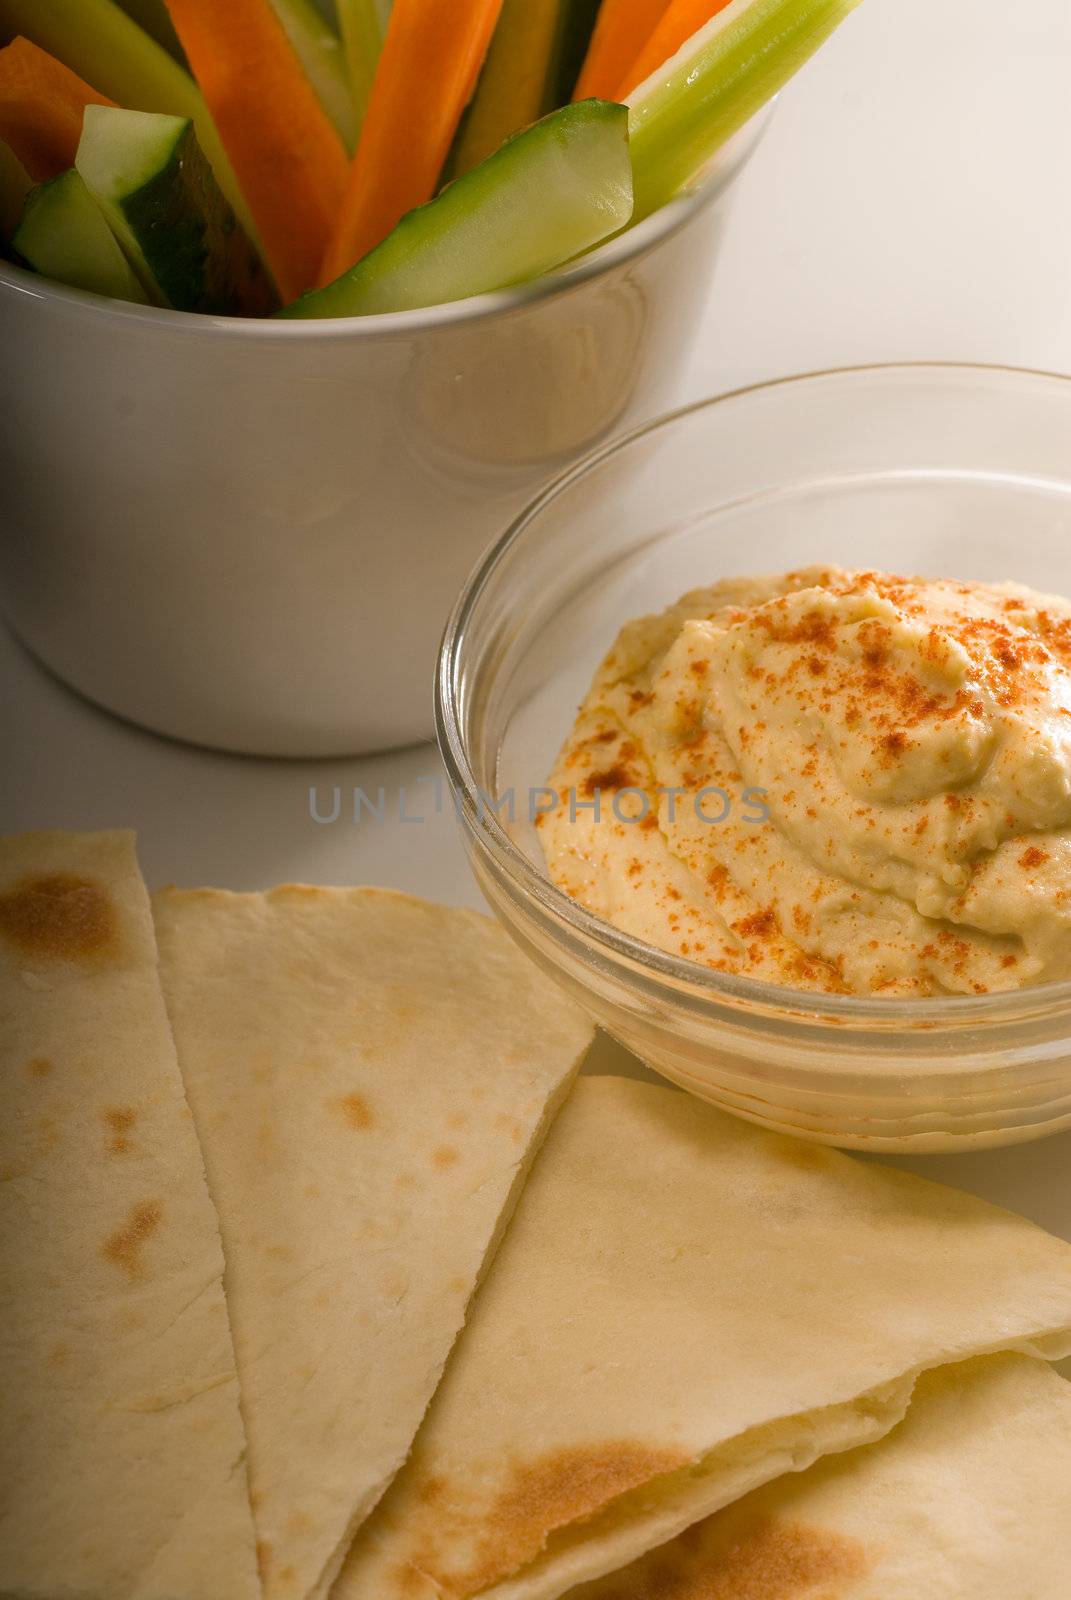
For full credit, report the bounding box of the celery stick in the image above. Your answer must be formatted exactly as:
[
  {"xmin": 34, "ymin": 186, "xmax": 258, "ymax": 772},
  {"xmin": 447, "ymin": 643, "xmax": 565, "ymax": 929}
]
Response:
[
  {"xmin": 0, "ymin": 0, "xmax": 255, "ymax": 241},
  {"xmin": 114, "ymin": 0, "xmax": 186, "ymax": 63},
  {"xmin": 627, "ymin": 0, "xmax": 863, "ymax": 220},
  {"xmin": 446, "ymin": 0, "xmax": 567, "ymax": 181},
  {"xmin": 445, "ymin": 0, "xmax": 603, "ymax": 182},
  {"xmin": 336, "ymin": 0, "xmax": 383, "ymax": 129},
  {"xmin": 270, "ymin": 0, "xmax": 358, "ymax": 151},
  {"xmin": 0, "ymin": 139, "xmax": 31, "ymax": 241},
  {"xmin": 280, "ymin": 99, "xmax": 632, "ymax": 318}
]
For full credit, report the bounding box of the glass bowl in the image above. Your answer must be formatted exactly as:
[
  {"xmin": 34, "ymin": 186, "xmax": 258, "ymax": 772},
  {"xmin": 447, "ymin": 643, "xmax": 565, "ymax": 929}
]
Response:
[{"xmin": 436, "ymin": 365, "xmax": 1071, "ymax": 1152}]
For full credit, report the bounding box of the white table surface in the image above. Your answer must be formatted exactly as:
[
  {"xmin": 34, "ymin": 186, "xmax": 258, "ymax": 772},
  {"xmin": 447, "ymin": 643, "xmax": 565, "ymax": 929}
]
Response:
[{"xmin": 4, "ymin": 0, "xmax": 1071, "ymax": 1259}]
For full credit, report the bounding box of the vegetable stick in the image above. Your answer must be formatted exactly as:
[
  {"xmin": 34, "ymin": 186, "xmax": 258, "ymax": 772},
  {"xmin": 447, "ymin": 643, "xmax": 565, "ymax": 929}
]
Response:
[
  {"xmin": 286, "ymin": 100, "xmax": 632, "ymax": 318},
  {"xmin": 0, "ymin": 37, "xmax": 115, "ymax": 182},
  {"xmin": 574, "ymin": 0, "xmax": 670, "ymax": 101},
  {"xmin": 552, "ymin": 0, "xmax": 602, "ymax": 102},
  {"xmin": 270, "ymin": 0, "xmax": 357, "ymax": 151},
  {"xmin": 319, "ymin": 0, "xmax": 505, "ymax": 286},
  {"xmin": 0, "ymin": 136, "xmax": 31, "ymax": 238},
  {"xmin": 0, "ymin": 0, "xmax": 253, "ymax": 237},
  {"xmin": 619, "ymin": 0, "xmax": 732, "ymax": 95},
  {"xmin": 114, "ymin": 0, "xmax": 186, "ymax": 62},
  {"xmin": 165, "ymin": 0, "xmax": 349, "ymax": 301},
  {"xmin": 446, "ymin": 0, "xmax": 565, "ymax": 181},
  {"xmin": 627, "ymin": 0, "xmax": 862, "ymax": 219},
  {"xmin": 335, "ymin": 0, "xmax": 383, "ymax": 131}
]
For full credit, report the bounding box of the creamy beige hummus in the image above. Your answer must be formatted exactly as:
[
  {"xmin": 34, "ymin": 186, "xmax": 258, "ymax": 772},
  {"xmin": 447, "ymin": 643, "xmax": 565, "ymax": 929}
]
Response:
[{"xmin": 541, "ymin": 567, "xmax": 1071, "ymax": 995}]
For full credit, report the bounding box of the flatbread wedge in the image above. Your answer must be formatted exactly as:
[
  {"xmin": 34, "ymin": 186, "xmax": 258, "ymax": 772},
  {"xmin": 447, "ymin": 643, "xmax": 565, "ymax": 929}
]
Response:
[
  {"xmin": 153, "ymin": 885, "xmax": 594, "ymax": 1600},
  {"xmin": 0, "ymin": 830, "xmax": 259, "ymax": 1600},
  {"xmin": 569, "ymin": 1353, "xmax": 1071, "ymax": 1599},
  {"xmin": 335, "ymin": 1076, "xmax": 1071, "ymax": 1600}
]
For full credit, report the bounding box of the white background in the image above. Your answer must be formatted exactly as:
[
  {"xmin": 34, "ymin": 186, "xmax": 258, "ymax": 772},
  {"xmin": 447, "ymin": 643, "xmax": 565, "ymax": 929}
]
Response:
[{"xmin": 4, "ymin": 0, "xmax": 1071, "ymax": 1249}]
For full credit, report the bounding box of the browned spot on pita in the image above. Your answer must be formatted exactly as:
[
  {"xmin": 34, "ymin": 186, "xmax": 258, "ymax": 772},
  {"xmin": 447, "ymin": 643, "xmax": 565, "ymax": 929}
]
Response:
[
  {"xmin": 102, "ymin": 1106, "xmax": 137, "ymax": 1155},
  {"xmin": 448, "ymin": 1276, "xmax": 468, "ymax": 1295},
  {"xmin": 580, "ymin": 1515, "xmax": 868, "ymax": 1600},
  {"xmin": 432, "ymin": 1144, "xmax": 459, "ymax": 1170},
  {"xmin": 335, "ymin": 1092, "xmax": 375, "ymax": 1131},
  {"xmin": 396, "ymin": 1171, "xmax": 417, "ymax": 1191},
  {"xmin": 391, "ymin": 1562, "xmax": 434, "ymax": 1597},
  {"xmin": 49, "ymin": 1342, "xmax": 71, "ymax": 1368},
  {"xmin": 495, "ymin": 1113, "xmax": 523, "ymax": 1143},
  {"xmin": 102, "ymin": 1200, "xmax": 162, "ymax": 1278},
  {"xmin": 27, "ymin": 1056, "xmax": 52, "ymax": 1077},
  {"xmin": 285, "ymin": 1509, "xmax": 314, "ymax": 1536},
  {"xmin": 447, "ymin": 1111, "xmax": 469, "ymax": 1131},
  {"xmin": 776, "ymin": 1140, "xmax": 835, "ymax": 1172},
  {"xmin": 256, "ymin": 1541, "xmax": 273, "ymax": 1583},
  {"xmin": 305, "ymin": 1181, "xmax": 322, "ymax": 1200},
  {"xmin": 420, "ymin": 1442, "xmax": 690, "ymax": 1596},
  {"xmin": 278, "ymin": 1566, "xmax": 297, "ymax": 1585},
  {"xmin": 0, "ymin": 874, "xmax": 119, "ymax": 965}
]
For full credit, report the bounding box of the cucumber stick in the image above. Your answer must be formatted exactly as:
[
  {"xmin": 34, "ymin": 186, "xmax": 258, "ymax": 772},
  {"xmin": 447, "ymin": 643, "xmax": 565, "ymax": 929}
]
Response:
[
  {"xmin": 269, "ymin": 0, "xmax": 358, "ymax": 151},
  {"xmin": 281, "ymin": 99, "xmax": 632, "ymax": 319},
  {"xmin": 627, "ymin": 0, "xmax": 862, "ymax": 220},
  {"xmin": 0, "ymin": 140, "xmax": 31, "ymax": 240},
  {"xmin": 77, "ymin": 105, "xmax": 276, "ymax": 314},
  {"xmin": 0, "ymin": 0, "xmax": 255, "ymax": 241},
  {"xmin": 13, "ymin": 169, "xmax": 149, "ymax": 300}
]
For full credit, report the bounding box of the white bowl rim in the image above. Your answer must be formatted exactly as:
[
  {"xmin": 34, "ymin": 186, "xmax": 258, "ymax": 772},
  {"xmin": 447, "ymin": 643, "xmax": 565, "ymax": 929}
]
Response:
[
  {"xmin": 436, "ymin": 360, "xmax": 1071, "ymax": 1028},
  {"xmin": 0, "ymin": 112, "xmax": 767, "ymax": 339}
]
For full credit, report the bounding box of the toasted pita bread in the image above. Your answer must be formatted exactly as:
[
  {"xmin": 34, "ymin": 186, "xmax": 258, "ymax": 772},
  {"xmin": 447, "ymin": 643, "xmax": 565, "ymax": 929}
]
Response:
[
  {"xmin": 0, "ymin": 831, "xmax": 258, "ymax": 1600},
  {"xmin": 568, "ymin": 1353, "xmax": 1071, "ymax": 1599},
  {"xmin": 153, "ymin": 886, "xmax": 593, "ymax": 1600},
  {"xmin": 335, "ymin": 1077, "xmax": 1071, "ymax": 1600}
]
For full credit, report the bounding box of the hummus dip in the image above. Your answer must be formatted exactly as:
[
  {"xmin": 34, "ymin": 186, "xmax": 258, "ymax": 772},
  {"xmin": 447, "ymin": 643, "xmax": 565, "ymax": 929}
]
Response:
[{"xmin": 540, "ymin": 567, "xmax": 1071, "ymax": 996}]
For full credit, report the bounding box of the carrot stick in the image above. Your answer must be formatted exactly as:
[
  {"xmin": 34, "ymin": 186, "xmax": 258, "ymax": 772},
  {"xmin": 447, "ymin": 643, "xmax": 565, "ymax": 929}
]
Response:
[
  {"xmin": 319, "ymin": 0, "xmax": 504, "ymax": 286},
  {"xmin": 0, "ymin": 37, "xmax": 115, "ymax": 182},
  {"xmin": 164, "ymin": 0, "xmax": 349, "ymax": 301},
  {"xmin": 573, "ymin": 0, "xmax": 671, "ymax": 101},
  {"xmin": 618, "ymin": 0, "xmax": 733, "ymax": 94}
]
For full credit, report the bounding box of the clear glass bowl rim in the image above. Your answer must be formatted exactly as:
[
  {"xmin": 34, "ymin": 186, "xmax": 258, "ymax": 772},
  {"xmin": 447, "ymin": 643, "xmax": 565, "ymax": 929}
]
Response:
[{"xmin": 436, "ymin": 361, "xmax": 1071, "ymax": 1030}]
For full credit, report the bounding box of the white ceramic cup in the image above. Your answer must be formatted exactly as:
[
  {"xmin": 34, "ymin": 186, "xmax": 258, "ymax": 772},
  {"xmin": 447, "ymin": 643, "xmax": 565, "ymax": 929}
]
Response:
[{"xmin": 0, "ymin": 127, "xmax": 762, "ymax": 757}]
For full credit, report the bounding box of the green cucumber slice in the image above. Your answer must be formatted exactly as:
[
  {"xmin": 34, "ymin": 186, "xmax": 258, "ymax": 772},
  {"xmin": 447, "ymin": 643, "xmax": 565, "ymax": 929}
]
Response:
[
  {"xmin": 627, "ymin": 0, "xmax": 862, "ymax": 219},
  {"xmin": 0, "ymin": 0, "xmax": 255, "ymax": 241},
  {"xmin": 269, "ymin": 0, "xmax": 358, "ymax": 151},
  {"xmin": 0, "ymin": 140, "xmax": 32, "ymax": 242},
  {"xmin": 445, "ymin": 0, "xmax": 603, "ymax": 181},
  {"xmin": 280, "ymin": 98, "xmax": 632, "ymax": 319},
  {"xmin": 13, "ymin": 168, "xmax": 149, "ymax": 300},
  {"xmin": 76, "ymin": 105, "xmax": 276, "ymax": 314}
]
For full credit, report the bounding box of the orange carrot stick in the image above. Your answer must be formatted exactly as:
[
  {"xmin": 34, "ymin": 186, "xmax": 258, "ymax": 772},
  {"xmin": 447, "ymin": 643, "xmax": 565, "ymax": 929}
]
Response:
[
  {"xmin": 573, "ymin": 0, "xmax": 671, "ymax": 101},
  {"xmin": 0, "ymin": 37, "xmax": 115, "ymax": 182},
  {"xmin": 319, "ymin": 0, "xmax": 504, "ymax": 287},
  {"xmin": 164, "ymin": 0, "xmax": 348, "ymax": 301},
  {"xmin": 618, "ymin": 0, "xmax": 733, "ymax": 95}
]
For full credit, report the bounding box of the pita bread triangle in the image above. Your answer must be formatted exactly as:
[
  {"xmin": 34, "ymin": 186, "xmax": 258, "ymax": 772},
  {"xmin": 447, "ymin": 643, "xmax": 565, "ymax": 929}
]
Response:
[
  {"xmin": 0, "ymin": 831, "xmax": 259, "ymax": 1600},
  {"xmin": 335, "ymin": 1075, "xmax": 1071, "ymax": 1600},
  {"xmin": 153, "ymin": 884, "xmax": 594, "ymax": 1600}
]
